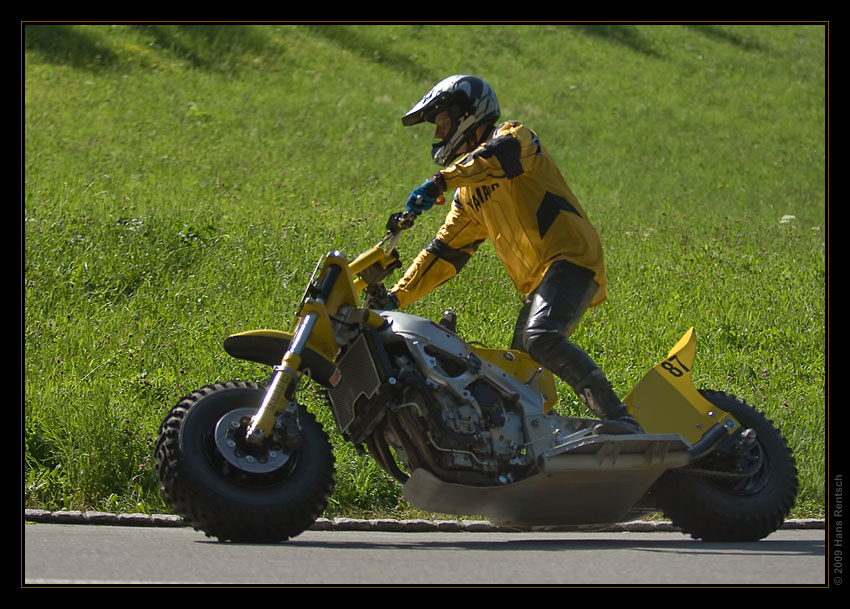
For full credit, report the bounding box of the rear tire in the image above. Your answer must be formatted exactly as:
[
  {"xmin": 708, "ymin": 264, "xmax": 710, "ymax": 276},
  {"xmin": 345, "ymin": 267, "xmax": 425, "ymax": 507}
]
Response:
[
  {"xmin": 651, "ymin": 391, "xmax": 797, "ymax": 541},
  {"xmin": 155, "ymin": 381, "xmax": 335, "ymax": 543}
]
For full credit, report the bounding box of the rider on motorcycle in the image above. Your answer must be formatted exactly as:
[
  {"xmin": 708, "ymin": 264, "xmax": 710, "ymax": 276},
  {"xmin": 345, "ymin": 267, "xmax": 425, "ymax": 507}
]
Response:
[{"xmin": 388, "ymin": 74, "xmax": 640, "ymax": 434}]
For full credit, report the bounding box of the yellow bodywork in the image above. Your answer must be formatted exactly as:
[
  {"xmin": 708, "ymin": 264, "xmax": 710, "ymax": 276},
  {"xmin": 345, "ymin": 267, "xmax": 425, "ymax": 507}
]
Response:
[
  {"xmin": 624, "ymin": 328, "xmax": 740, "ymax": 445},
  {"xmin": 472, "ymin": 347, "xmax": 558, "ymax": 412},
  {"xmin": 299, "ymin": 253, "xmax": 359, "ymax": 361},
  {"xmin": 349, "ymin": 246, "xmax": 400, "ymax": 293}
]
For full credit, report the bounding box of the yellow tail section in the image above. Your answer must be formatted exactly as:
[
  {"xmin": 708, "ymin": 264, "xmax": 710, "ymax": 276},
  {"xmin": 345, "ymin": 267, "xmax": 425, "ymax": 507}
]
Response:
[{"xmin": 624, "ymin": 328, "xmax": 740, "ymax": 445}]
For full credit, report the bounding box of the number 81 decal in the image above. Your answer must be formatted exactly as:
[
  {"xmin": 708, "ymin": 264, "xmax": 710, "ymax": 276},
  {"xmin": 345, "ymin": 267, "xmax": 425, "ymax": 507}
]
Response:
[{"xmin": 661, "ymin": 355, "xmax": 690, "ymax": 378}]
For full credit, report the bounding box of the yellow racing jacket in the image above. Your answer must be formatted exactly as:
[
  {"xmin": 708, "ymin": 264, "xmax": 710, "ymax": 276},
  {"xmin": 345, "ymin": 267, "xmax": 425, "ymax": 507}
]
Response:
[{"xmin": 391, "ymin": 121, "xmax": 608, "ymax": 309}]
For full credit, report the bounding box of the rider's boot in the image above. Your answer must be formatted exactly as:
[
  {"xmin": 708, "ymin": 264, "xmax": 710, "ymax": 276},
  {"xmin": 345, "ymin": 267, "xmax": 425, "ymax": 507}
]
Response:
[{"xmin": 574, "ymin": 369, "xmax": 643, "ymax": 435}]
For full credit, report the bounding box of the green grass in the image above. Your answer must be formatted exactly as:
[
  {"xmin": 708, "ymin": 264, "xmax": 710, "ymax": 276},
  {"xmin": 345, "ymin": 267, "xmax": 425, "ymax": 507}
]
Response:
[{"xmin": 24, "ymin": 23, "xmax": 827, "ymax": 518}]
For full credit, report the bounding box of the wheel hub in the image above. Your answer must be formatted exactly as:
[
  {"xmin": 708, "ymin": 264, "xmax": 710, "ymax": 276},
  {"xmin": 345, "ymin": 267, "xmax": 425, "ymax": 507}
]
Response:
[{"xmin": 214, "ymin": 407, "xmax": 292, "ymax": 474}]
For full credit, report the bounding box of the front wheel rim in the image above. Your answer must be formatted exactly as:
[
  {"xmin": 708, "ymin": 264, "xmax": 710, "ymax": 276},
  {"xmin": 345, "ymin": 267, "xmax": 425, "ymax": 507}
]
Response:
[{"xmin": 213, "ymin": 407, "xmax": 292, "ymax": 475}]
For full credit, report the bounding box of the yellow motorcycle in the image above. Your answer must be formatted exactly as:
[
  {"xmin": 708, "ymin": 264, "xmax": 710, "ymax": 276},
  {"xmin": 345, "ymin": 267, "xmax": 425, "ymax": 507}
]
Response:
[{"xmin": 155, "ymin": 211, "xmax": 797, "ymax": 542}]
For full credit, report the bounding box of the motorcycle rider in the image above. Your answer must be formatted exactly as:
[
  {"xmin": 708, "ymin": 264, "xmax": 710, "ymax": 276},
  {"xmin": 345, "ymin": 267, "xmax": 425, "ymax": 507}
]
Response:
[{"xmin": 387, "ymin": 74, "xmax": 640, "ymax": 434}]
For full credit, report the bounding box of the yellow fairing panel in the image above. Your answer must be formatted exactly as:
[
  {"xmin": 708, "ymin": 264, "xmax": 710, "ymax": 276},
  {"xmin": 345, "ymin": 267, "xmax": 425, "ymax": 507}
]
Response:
[
  {"xmin": 294, "ymin": 253, "xmax": 360, "ymax": 361},
  {"xmin": 472, "ymin": 347, "xmax": 558, "ymax": 412},
  {"xmin": 624, "ymin": 328, "xmax": 740, "ymax": 445}
]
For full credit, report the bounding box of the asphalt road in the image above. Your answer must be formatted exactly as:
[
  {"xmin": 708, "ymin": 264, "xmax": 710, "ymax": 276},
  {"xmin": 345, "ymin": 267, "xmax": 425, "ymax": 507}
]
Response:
[{"xmin": 23, "ymin": 522, "xmax": 827, "ymax": 586}]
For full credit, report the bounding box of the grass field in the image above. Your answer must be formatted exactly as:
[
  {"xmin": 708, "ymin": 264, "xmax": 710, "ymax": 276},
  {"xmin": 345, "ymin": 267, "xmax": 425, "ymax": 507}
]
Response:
[{"xmin": 23, "ymin": 23, "xmax": 827, "ymax": 519}]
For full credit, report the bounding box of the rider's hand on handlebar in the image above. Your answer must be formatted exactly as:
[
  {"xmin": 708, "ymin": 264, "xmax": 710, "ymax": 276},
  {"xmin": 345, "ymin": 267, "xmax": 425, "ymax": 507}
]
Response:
[
  {"xmin": 371, "ymin": 288, "xmax": 400, "ymax": 311},
  {"xmin": 405, "ymin": 177, "xmax": 445, "ymax": 214}
]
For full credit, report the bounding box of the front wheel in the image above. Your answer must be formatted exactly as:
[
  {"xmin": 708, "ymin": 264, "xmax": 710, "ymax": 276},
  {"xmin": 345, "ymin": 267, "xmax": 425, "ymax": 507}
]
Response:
[
  {"xmin": 651, "ymin": 390, "xmax": 798, "ymax": 541},
  {"xmin": 155, "ymin": 381, "xmax": 335, "ymax": 542}
]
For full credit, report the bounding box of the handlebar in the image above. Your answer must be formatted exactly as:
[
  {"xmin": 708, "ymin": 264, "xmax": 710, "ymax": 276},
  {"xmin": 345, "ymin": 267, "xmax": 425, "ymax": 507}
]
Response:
[
  {"xmin": 385, "ymin": 210, "xmax": 418, "ymax": 234},
  {"xmin": 380, "ymin": 210, "xmax": 418, "ymax": 252}
]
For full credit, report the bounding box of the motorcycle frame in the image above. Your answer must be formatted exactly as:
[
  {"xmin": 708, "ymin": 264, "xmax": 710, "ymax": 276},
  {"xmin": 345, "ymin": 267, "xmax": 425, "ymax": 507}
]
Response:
[{"xmin": 240, "ymin": 215, "xmax": 742, "ymax": 460}]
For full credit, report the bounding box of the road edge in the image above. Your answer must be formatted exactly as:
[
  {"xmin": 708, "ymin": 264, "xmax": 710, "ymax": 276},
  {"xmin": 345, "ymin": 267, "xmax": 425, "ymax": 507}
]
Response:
[{"xmin": 23, "ymin": 509, "xmax": 825, "ymax": 533}]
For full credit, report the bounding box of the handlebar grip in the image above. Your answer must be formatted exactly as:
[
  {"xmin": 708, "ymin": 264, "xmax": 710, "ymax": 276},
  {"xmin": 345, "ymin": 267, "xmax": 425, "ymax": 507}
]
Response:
[{"xmin": 386, "ymin": 211, "xmax": 417, "ymax": 234}]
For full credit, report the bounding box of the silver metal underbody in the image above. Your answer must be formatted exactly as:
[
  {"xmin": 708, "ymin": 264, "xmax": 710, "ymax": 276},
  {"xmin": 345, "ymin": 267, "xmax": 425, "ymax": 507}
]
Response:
[{"xmin": 403, "ymin": 432, "xmax": 690, "ymax": 528}]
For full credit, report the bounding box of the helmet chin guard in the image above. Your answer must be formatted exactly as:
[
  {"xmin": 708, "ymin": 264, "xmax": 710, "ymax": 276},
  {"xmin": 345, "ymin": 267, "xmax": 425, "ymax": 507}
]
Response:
[
  {"xmin": 430, "ymin": 113, "xmax": 478, "ymax": 166},
  {"xmin": 402, "ymin": 75, "xmax": 500, "ymax": 166}
]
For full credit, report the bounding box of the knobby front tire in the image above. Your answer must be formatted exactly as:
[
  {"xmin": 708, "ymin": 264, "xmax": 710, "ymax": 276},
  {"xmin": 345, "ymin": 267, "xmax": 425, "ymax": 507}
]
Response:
[{"xmin": 155, "ymin": 381, "xmax": 335, "ymax": 543}]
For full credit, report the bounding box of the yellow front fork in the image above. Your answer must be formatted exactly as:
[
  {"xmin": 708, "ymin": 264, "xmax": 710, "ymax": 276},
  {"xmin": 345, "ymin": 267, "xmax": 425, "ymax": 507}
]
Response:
[
  {"xmin": 244, "ymin": 250, "xmax": 390, "ymax": 445},
  {"xmin": 244, "ymin": 316, "xmax": 314, "ymax": 444}
]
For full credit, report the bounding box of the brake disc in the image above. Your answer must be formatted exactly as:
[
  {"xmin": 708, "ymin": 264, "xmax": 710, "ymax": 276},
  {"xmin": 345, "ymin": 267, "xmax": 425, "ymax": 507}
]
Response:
[{"xmin": 214, "ymin": 407, "xmax": 292, "ymax": 474}]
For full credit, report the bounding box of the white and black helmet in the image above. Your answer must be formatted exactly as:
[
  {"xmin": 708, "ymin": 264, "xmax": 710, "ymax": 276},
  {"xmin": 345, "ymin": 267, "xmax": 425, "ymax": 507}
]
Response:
[{"xmin": 402, "ymin": 75, "xmax": 500, "ymax": 166}]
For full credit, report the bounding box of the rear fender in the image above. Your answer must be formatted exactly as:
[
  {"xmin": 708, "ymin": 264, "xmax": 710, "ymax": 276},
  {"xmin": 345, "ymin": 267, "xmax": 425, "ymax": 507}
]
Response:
[{"xmin": 624, "ymin": 328, "xmax": 740, "ymax": 445}]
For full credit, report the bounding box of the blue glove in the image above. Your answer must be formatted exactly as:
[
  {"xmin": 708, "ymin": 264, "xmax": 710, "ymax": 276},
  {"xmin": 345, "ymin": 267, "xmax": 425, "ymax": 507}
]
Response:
[{"xmin": 405, "ymin": 178, "xmax": 445, "ymax": 214}]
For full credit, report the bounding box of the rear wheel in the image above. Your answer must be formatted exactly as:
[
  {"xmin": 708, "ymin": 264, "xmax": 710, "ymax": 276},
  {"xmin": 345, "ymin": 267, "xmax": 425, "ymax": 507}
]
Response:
[
  {"xmin": 155, "ymin": 381, "xmax": 335, "ymax": 543},
  {"xmin": 651, "ymin": 391, "xmax": 798, "ymax": 541}
]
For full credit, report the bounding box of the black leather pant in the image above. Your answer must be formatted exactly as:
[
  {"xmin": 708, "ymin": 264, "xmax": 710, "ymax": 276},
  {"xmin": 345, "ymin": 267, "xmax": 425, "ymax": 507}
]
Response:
[{"xmin": 511, "ymin": 259, "xmax": 623, "ymax": 417}]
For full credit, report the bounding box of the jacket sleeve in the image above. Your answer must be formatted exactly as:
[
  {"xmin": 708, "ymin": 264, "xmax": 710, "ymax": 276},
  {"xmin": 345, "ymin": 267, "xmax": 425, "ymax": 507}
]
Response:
[
  {"xmin": 439, "ymin": 121, "xmax": 540, "ymax": 190},
  {"xmin": 390, "ymin": 200, "xmax": 488, "ymax": 309}
]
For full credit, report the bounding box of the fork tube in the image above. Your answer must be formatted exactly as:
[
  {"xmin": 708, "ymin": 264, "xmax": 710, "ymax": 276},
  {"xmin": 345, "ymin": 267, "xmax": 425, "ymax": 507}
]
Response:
[
  {"xmin": 245, "ymin": 262, "xmax": 342, "ymax": 444},
  {"xmin": 245, "ymin": 312, "xmax": 318, "ymax": 443}
]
